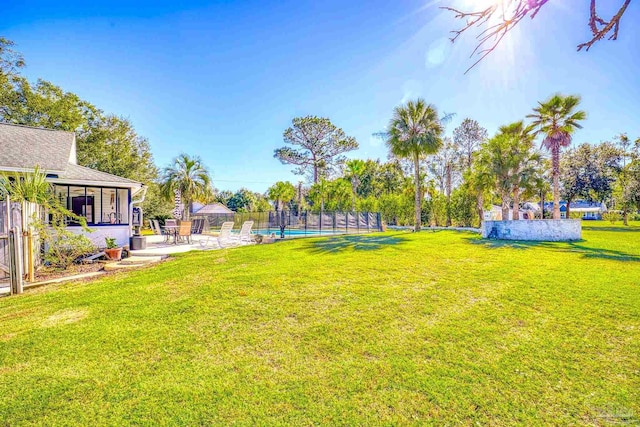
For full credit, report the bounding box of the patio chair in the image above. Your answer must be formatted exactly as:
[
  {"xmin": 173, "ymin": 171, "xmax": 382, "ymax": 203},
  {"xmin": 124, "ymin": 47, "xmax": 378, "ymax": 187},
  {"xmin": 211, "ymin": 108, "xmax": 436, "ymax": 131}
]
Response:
[
  {"xmin": 217, "ymin": 221, "xmax": 239, "ymax": 247},
  {"xmin": 152, "ymin": 219, "xmax": 163, "ymax": 236},
  {"xmin": 177, "ymin": 220, "xmax": 192, "ymax": 244},
  {"xmin": 149, "ymin": 220, "xmax": 161, "ymax": 235},
  {"xmin": 191, "ymin": 218, "xmax": 204, "ymax": 234},
  {"xmin": 234, "ymin": 221, "xmax": 255, "ymax": 245},
  {"xmin": 198, "ymin": 221, "xmax": 233, "ymax": 248}
]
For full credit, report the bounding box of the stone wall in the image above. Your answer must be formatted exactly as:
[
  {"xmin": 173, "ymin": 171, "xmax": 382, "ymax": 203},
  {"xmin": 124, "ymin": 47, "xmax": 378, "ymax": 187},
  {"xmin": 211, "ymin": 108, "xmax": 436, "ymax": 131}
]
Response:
[{"xmin": 481, "ymin": 220, "xmax": 581, "ymax": 241}]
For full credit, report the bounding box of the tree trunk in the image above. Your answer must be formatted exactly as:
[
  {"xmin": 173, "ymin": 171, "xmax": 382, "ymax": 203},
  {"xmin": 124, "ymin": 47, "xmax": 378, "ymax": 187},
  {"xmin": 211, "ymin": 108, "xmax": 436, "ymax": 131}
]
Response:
[
  {"xmin": 540, "ymin": 191, "xmax": 545, "ymax": 219},
  {"xmin": 297, "ymin": 182, "xmax": 303, "ymax": 215},
  {"xmin": 501, "ymin": 191, "xmax": 510, "ymax": 220},
  {"xmin": 184, "ymin": 201, "xmax": 191, "ymax": 221},
  {"xmin": 351, "ymin": 180, "xmax": 357, "ymax": 211},
  {"xmin": 476, "ymin": 192, "xmax": 484, "ymax": 225},
  {"xmin": 512, "ymin": 187, "xmax": 520, "ymax": 220},
  {"xmin": 414, "ymin": 154, "xmax": 421, "ymax": 232},
  {"xmin": 552, "ymin": 146, "xmax": 561, "ymax": 219},
  {"xmin": 623, "ymin": 210, "xmax": 628, "ymax": 226},
  {"xmin": 565, "ymin": 197, "xmax": 571, "ymax": 219},
  {"xmin": 313, "ymin": 156, "xmax": 318, "ymax": 184},
  {"xmin": 445, "ymin": 163, "xmax": 452, "ymax": 227}
]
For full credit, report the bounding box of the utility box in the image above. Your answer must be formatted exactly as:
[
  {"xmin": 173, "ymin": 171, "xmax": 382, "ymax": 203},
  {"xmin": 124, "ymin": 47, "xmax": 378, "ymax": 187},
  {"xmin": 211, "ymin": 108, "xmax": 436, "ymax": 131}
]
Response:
[{"xmin": 130, "ymin": 235, "xmax": 147, "ymax": 251}]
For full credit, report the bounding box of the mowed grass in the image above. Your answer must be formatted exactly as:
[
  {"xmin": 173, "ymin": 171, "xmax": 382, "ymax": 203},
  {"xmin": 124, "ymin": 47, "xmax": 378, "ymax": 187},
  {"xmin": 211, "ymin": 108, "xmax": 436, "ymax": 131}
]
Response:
[{"xmin": 1, "ymin": 223, "xmax": 639, "ymax": 425}]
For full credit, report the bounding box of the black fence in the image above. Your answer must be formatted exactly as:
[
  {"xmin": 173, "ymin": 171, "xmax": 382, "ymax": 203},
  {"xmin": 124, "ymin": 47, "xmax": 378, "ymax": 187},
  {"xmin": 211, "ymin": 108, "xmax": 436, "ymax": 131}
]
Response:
[{"xmin": 193, "ymin": 210, "xmax": 382, "ymax": 238}]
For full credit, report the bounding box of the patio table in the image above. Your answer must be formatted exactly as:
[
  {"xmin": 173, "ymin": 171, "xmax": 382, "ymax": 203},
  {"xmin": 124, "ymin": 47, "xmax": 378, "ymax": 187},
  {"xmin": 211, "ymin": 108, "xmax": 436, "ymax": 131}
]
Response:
[{"xmin": 162, "ymin": 225, "xmax": 180, "ymax": 245}]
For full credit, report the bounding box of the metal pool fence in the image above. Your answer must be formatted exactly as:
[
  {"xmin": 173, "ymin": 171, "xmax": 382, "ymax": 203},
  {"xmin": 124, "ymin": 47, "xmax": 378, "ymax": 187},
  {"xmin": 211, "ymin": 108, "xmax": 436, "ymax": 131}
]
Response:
[{"xmin": 194, "ymin": 210, "xmax": 383, "ymax": 238}]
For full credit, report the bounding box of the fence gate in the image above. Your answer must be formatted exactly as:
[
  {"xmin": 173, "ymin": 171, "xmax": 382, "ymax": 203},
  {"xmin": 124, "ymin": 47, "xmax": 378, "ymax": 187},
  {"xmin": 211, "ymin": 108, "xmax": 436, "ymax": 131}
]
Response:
[{"xmin": 0, "ymin": 194, "xmax": 24, "ymax": 295}]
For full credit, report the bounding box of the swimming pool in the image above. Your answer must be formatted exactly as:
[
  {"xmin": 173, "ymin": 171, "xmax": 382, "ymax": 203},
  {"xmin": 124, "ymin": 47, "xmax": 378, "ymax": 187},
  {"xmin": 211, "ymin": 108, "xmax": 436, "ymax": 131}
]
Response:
[{"xmin": 253, "ymin": 228, "xmax": 349, "ymax": 237}]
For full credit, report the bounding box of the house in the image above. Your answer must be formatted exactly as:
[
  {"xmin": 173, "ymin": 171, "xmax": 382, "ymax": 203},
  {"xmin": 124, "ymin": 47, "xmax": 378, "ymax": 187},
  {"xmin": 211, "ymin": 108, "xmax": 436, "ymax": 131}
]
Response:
[
  {"xmin": 191, "ymin": 202, "xmax": 234, "ymax": 215},
  {"xmin": 486, "ymin": 204, "xmax": 538, "ymax": 220},
  {"xmin": 0, "ymin": 123, "xmax": 145, "ymax": 247},
  {"xmin": 543, "ymin": 200, "xmax": 607, "ymax": 220}
]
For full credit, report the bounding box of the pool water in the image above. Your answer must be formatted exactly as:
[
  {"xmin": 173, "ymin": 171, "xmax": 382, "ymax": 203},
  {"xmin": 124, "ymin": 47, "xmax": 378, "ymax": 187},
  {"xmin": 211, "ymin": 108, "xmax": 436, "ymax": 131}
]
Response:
[{"xmin": 252, "ymin": 228, "xmax": 375, "ymax": 237}]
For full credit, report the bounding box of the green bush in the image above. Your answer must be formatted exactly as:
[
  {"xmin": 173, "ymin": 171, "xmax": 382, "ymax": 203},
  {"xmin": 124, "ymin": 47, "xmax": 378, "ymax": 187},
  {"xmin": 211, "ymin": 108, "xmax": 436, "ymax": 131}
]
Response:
[
  {"xmin": 602, "ymin": 211, "xmax": 622, "ymax": 224},
  {"xmin": 356, "ymin": 196, "xmax": 378, "ymax": 213},
  {"xmin": 378, "ymin": 194, "xmax": 413, "ymax": 226},
  {"xmin": 428, "ymin": 193, "xmax": 447, "ymax": 226},
  {"xmin": 38, "ymin": 217, "xmax": 96, "ymax": 270},
  {"xmin": 450, "ymin": 187, "xmax": 476, "ymax": 227}
]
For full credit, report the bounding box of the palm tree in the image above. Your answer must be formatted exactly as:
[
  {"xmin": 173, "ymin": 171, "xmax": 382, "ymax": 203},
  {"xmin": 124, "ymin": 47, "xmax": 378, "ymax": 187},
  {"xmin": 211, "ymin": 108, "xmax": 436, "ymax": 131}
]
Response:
[
  {"xmin": 497, "ymin": 121, "xmax": 540, "ymax": 220},
  {"xmin": 527, "ymin": 94, "xmax": 586, "ymax": 219},
  {"xmin": 466, "ymin": 160, "xmax": 493, "ymax": 224},
  {"xmin": 344, "ymin": 159, "xmax": 365, "ymax": 211},
  {"xmin": 476, "ymin": 134, "xmax": 514, "ymax": 220},
  {"xmin": 161, "ymin": 154, "xmax": 212, "ymax": 220},
  {"xmin": 267, "ymin": 181, "xmax": 295, "ymax": 211},
  {"xmin": 475, "ymin": 129, "xmax": 541, "ymax": 221},
  {"xmin": 386, "ymin": 99, "xmax": 444, "ymax": 231}
]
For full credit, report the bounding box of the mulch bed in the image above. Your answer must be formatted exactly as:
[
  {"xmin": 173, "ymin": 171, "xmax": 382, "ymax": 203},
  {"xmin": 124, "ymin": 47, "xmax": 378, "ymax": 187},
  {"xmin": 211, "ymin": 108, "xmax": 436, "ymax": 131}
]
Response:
[{"xmin": 35, "ymin": 263, "xmax": 105, "ymax": 282}]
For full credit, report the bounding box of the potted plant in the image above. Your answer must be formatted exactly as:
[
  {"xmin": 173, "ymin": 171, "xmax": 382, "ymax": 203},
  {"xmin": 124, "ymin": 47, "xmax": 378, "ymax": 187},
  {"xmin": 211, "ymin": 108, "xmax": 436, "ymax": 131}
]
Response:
[{"xmin": 104, "ymin": 237, "xmax": 123, "ymax": 261}]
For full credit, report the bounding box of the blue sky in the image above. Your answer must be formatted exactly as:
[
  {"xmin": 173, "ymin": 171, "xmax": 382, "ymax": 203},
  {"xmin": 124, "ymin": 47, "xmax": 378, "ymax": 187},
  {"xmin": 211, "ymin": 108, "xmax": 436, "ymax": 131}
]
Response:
[{"xmin": 4, "ymin": 0, "xmax": 640, "ymax": 192}]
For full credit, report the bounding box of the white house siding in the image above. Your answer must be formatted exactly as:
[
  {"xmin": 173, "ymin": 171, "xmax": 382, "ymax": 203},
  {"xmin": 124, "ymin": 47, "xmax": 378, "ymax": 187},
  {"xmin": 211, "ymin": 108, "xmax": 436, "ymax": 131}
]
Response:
[{"xmin": 67, "ymin": 225, "xmax": 131, "ymax": 248}]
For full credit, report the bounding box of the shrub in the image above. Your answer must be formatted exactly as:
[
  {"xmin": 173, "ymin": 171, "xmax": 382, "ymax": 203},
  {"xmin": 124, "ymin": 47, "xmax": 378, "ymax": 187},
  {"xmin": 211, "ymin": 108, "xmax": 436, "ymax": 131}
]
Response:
[
  {"xmin": 35, "ymin": 216, "xmax": 96, "ymax": 270},
  {"xmin": 378, "ymin": 194, "xmax": 413, "ymax": 226},
  {"xmin": 602, "ymin": 211, "xmax": 622, "ymax": 224},
  {"xmin": 450, "ymin": 187, "xmax": 476, "ymax": 227},
  {"xmin": 428, "ymin": 193, "xmax": 447, "ymax": 226},
  {"xmin": 356, "ymin": 196, "xmax": 378, "ymax": 213}
]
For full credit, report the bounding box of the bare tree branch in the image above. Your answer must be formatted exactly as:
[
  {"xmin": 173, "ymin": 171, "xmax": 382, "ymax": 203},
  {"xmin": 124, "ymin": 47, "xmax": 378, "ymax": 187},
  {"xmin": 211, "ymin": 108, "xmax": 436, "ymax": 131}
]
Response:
[
  {"xmin": 442, "ymin": 0, "xmax": 632, "ymax": 73},
  {"xmin": 578, "ymin": 0, "xmax": 631, "ymax": 51}
]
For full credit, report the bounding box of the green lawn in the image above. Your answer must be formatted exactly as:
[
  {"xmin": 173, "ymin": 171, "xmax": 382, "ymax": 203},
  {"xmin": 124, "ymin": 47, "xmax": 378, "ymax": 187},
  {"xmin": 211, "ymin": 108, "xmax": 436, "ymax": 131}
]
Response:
[{"xmin": 1, "ymin": 223, "xmax": 639, "ymax": 425}]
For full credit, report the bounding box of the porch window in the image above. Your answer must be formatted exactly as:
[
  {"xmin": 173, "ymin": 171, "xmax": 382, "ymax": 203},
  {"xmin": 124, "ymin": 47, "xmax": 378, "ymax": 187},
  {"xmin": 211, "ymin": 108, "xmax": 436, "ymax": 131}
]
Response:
[{"xmin": 52, "ymin": 185, "xmax": 130, "ymax": 225}]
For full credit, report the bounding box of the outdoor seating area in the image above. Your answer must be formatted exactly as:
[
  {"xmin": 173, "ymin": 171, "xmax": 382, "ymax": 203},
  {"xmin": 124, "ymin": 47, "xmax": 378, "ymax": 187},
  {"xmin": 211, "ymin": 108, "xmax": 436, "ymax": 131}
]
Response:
[{"xmin": 132, "ymin": 220, "xmax": 257, "ymax": 256}]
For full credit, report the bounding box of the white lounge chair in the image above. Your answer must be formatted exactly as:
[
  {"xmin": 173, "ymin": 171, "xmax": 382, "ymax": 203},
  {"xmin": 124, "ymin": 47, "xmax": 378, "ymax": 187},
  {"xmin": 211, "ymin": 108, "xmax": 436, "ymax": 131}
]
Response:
[
  {"xmin": 217, "ymin": 221, "xmax": 239, "ymax": 247},
  {"xmin": 234, "ymin": 221, "xmax": 255, "ymax": 245},
  {"xmin": 199, "ymin": 222, "xmax": 235, "ymax": 248}
]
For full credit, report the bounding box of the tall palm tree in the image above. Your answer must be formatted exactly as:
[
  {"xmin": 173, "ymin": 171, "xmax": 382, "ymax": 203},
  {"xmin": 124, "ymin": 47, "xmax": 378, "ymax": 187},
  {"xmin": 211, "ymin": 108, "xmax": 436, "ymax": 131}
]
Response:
[
  {"xmin": 161, "ymin": 154, "xmax": 212, "ymax": 220},
  {"xmin": 386, "ymin": 99, "xmax": 444, "ymax": 231},
  {"xmin": 527, "ymin": 94, "xmax": 586, "ymax": 219},
  {"xmin": 267, "ymin": 181, "xmax": 295, "ymax": 211},
  {"xmin": 344, "ymin": 159, "xmax": 365, "ymax": 211}
]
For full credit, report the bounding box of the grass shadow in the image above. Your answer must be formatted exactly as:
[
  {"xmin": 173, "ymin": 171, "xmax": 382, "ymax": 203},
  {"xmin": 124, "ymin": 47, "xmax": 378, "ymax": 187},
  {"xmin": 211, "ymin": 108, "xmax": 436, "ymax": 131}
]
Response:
[
  {"xmin": 299, "ymin": 233, "xmax": 408, "ymax": 254},
  {"xmin": 582, "ymin": 226, "xmax": 640, "ymax": 233},
  {"xmin": 563, "ymin": 242, "xmax": 640, "ymax": 262},
  {"xmin": 466, "ymin": 237, "xmax": 640, "ymax": 262},
  {"xmin": 465, "ymin": 237, "xmax": 548, "ymax": 250}
]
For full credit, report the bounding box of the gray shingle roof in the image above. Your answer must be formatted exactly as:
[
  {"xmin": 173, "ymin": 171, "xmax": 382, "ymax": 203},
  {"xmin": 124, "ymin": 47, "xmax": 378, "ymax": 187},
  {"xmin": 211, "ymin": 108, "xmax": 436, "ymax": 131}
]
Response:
[
  {"xmin": 0, "ymin": 122, "xmax": 75, "ymax": 172},
  {"xmin": 56, "ymin": 163, "xmax": 141, "ymax": 186},
  {"xmin": 194, "ymin": 203, "xmax": 234, "ymax": 214},
  {"xmin": 1, "ymin": 122, "xmax": 142, "ymax": 187}
]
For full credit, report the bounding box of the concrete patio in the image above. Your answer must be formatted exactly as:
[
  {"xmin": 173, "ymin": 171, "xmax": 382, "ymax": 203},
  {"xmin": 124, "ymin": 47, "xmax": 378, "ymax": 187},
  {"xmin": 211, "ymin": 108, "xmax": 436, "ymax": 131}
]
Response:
[{"xmin": 129, "ymin": 234, "xmax": 251, "ymax": 256}]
